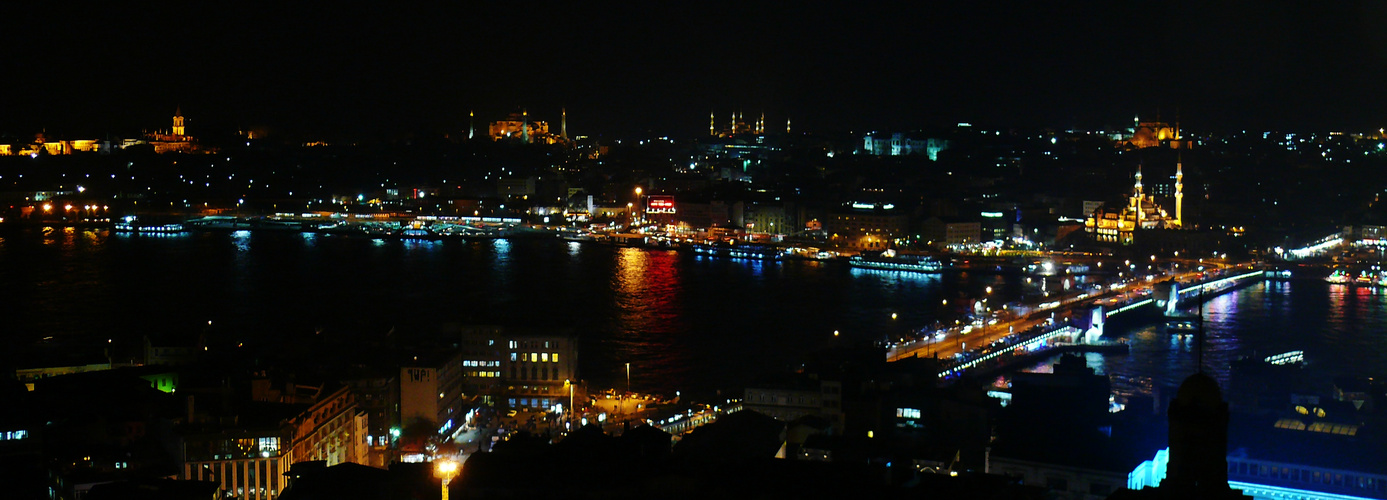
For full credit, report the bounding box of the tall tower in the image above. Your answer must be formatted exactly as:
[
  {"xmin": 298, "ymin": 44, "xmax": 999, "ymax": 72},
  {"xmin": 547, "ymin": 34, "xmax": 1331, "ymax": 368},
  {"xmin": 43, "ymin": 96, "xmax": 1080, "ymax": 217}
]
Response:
[
  {"xmin": 786, "ymin": 117, "xmax": 791, "ymax": 134},
  {"xmin": 759, "ymin": 112, "xmax": 766, "ymax": 134},
  {"xmin": 561, "ymin": 107, "xmax": 568, "ymax": 139},
  {"xmin": 521, "ymin": 109, "xmax": 530, "ymax": 144},
  {"xmin": 1175, "ymin": 154, "xmax": 1184, "ymax": 227},
  {"xmin": 1133, "ymin": 164, "xmax": 1146, "ymax": 222},
  {"xmin": 469, "ymin": 110, "xmax": 475, "ymax": 140},
  {"xmin": 710, "ymin": 110, "xmax": 716, "ymax": 136},
  {"xmin": 172, "ymin": 106, "xmax": 185, "ymax": 136}
]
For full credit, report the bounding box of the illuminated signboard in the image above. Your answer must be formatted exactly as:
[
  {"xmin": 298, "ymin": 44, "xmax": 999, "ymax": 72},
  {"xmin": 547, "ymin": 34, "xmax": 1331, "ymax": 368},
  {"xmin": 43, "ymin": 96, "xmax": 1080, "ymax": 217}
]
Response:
[{"xmin": 647, "ymin": 195, "xmax": 676, "ymax": 214}]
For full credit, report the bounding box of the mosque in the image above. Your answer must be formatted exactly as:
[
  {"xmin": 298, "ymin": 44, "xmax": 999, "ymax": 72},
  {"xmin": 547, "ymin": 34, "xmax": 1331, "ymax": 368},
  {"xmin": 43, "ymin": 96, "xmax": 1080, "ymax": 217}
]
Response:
[
  {"xmin": 480, "ymin": 108, "xmax": 568, "ymax": 144},
  {"xmin": 1118, "ymin": 115, "xmax": 1191, "ymax": 150},
  {"xmin": 1085, "ymin": 157, "xmax": 1185, "ymax": 244},
  {"xmin": 708, "ymin": 110, "xmax": 786, "ymax": 137}
]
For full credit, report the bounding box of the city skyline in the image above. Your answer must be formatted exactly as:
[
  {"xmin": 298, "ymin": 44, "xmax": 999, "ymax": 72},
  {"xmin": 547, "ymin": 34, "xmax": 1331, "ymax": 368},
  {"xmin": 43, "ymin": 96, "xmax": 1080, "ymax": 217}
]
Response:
[{"xmin": 10, "ymin": 3, "xmax": 1387, "ymax": 139}]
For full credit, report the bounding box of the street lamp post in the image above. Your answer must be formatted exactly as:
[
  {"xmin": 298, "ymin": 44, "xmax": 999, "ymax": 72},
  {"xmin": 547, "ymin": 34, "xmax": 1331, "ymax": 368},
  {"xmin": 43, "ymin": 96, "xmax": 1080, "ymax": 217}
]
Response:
[
  {"xmin": 435, "ymin": 459, "xmax": 459, "ymax": 500},
  {"xmin": 634, "ymin": 187, "xmax": 643, "ymax": 225}
]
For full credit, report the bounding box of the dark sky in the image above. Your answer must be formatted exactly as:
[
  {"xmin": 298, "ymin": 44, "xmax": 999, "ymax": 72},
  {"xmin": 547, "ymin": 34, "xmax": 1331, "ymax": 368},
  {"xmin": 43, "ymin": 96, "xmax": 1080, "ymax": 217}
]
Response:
[{"xmin": 10, "ymin": 2, "xmax": 1387, "ymax": 139}]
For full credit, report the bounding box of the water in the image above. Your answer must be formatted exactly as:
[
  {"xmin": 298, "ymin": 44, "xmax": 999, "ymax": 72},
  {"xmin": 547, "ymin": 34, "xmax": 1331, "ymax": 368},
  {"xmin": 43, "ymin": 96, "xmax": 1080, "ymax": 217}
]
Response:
[
  {"xmin": 1049, "ymin": 280, "xmax": 1387, "ymax": 394},
  {"xmin": 3, "ymin": 228, "xmax": 1382, "ymax": 399}
]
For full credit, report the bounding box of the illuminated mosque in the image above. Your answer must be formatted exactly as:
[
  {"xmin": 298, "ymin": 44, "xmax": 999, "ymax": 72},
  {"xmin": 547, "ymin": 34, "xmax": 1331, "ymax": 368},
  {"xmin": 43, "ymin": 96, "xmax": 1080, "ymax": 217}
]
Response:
[
  {"xmin": 1119, "ymin": 115, "xmax": 1191, "ymax": 149},
  {"xmin": 481, "ymin": 108, "xmax": 569, "ymax": 144},
  {"xmin": 1085, "ymin": 158, "xmax": 1184, "ymax": 244},
  {"xmin": 709, "ymin": 110, "xmax": 787, "ymax": 137}
]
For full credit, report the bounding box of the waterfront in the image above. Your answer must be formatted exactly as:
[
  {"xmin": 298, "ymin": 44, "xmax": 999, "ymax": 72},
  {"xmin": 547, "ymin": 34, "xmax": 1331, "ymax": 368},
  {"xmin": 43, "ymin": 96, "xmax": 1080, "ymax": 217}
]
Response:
[{"xmin": 3, "ymin": 227, "xmax": 1383, "ymax": 399}]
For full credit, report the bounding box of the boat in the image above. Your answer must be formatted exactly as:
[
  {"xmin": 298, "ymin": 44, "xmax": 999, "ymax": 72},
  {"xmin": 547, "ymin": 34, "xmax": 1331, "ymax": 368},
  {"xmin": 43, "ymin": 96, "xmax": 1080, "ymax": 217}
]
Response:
[
  {"xmin": 1165, "ymin": 319, "xmax": 1198, "ymax": 332},
  {"xmin": 1325, "ymin": 269, "xmax": 1351, "ymax": 284},
  {"xmin": 691, "ymin": 242, "xmax": 782, "ymax": 260},
  {"xmin": 848, "ymin": 249, "xmax": 945, "ymax": 273},
  {"xmin": 112, "ymin": 216, "xmax": 185, "ymax": 234}
]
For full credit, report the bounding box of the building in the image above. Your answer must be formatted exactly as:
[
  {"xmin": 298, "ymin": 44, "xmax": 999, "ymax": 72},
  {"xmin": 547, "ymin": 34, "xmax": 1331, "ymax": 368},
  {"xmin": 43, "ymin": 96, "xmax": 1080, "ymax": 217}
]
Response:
[
  {"xmin": 742, "ymin": 201, "xmax": 798, "ymax": 236},
  {"xmin": 709, "ymin": 110, "xmax": 767, "ymax": 137},
  {"xmin": 146, "ymin": 107, "xmax": 202, "ymax": 153},
  {"xmin": 393, "ymin": 366, "xmax": 438, "ymax": 431},
  {"xmin": 0, "ymin": 133, "xmax": 108, "ymax": 156},
  {"xmin": 990, "ymin": 355, "xmax": 1133, "ymax": 500},
  {"xmin": 1118, "ymin": 117, "xmax": 1189, "ymax": 150},
  {"xmin": 439, "ymin": 326, "xmax": 579, "ymax": 414},
  {"xmin": 488, "ymin": 109, "xmax": 567, "ymax": 144},
  {"xmin": 825, "ymin": 203, "xmax": 910, "ymax": 250},
  {"xmin": 284, "ymin": 385, "xmax": 369, "ymax": 468},
  {"xmin": 1085, "ymin": 164, "xmax": 1181, "ymax": 244},
  {"xmin": 920, "ymin": 216, "xmax": 983, "ymax": 248},
  {"xmin": 743, "ymin": 376, "xmax": 845, "ymax": 432},
  {"xmin": 862, "ymin": 132, "xmax": 950, "ymax": 160},
  {"xmin": 179, "ymin": 409, "xmax": 295, "ymax": 500}
]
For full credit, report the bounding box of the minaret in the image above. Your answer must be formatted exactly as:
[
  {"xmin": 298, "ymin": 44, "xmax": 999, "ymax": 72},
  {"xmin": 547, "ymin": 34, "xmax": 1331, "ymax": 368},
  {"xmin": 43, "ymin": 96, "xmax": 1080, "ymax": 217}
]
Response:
[
  {"xmin": 468, "ymin": 110, "xmax": 475, "ymax": 140},
  {"xmin": 729, "ymin": 113, "xmax": 736, "ymax": 135},
  {"xmin": 786, "ymin": 117, "xmax": 791, "ymax": 134},
  {"xmin": 172, "ymin": 106, "xmax": 185, "ymax": 136},
  {"xmin": 561, "ymin": 107, "xmax": 568, "ymax": 139},
  {"xmin": 522, "ymin": 109, "xmax": 530, "ymax": 144},
  {"xmin": 710, "ymin": 110, "xmax": 716, "ymax": 136},
  {"xmin": 1175, "ymin": 154, "xmax": 1184, "ymax": 227},
  {"xmin": 759, "ymin": 112, "xmax": 766, "ymax": 134},
  {"xmin": 1133, "ymin": 164, "xmax": 1145, "ymax": 222}
]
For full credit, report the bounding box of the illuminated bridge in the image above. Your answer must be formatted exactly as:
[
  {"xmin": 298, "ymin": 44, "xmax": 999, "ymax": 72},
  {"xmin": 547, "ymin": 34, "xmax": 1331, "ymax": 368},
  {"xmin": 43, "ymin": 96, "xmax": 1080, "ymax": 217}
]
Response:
[{"xmin": 936, "ymin": 269, "xmax": 1266, "ymax": 383}]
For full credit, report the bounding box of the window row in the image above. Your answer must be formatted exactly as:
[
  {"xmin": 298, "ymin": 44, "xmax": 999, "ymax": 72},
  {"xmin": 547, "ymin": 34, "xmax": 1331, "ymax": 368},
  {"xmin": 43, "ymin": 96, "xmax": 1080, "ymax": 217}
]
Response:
[{"xmin": 509, "ymin": 352, "xmax": 560, "ymax": 363}]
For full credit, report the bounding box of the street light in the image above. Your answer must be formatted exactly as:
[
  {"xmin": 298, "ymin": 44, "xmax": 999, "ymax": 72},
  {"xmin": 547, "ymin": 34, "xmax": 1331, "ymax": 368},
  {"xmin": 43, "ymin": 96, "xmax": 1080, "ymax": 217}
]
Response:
[
  {"xmin": 435, "ymin": 459, "xmax": 459, "ymax": 500},
  {"xmin": 565, "ymin": 379, "xmax": 574, "ymax": 424}
]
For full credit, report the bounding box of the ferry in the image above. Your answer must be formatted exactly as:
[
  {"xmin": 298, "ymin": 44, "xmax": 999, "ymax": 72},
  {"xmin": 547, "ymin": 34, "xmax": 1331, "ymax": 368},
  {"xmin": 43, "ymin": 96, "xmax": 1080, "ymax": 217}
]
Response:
[
  {"xmin": 691, "ymin": 242, "xmax": 782, "ymax": 260},
  {"xmin": 112, "ymin": 216, "xmax": 185, "ymax": 234},
  {"xmin": 1325, "ymin": 269, "xmax": 1351, "ymax": 284},
  {"xmin": 849, "ymin": 249, "xmax": 945, "ymax": 273}
]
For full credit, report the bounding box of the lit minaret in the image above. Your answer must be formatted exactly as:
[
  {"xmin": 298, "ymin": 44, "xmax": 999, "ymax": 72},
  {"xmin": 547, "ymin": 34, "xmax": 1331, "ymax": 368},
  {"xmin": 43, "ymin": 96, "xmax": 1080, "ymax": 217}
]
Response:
[
  {"xmin": 786, "ymin": 117, "xmax": 791, "ymax": 134},
  {"xmin": 561, "ymin": 107, "xmax": 568, "ymax": 139},
  {"xmin": 468, "ymin": 110, "xmax": 475, "ymax": 140},
  {"xmin": 1133, "ymin": 164, "xmax": 1145, "ymax": 222},
  {"xmin": 759, "ymin": 112, "xmax": 766, "ymax": 134},
  {"xmin": 172, "ymin": 106, "xmax": 185, "ymax": 136},
  {"xmin": 729, "ymin": 113, "xmax": 736, "ymax": 135},
  {"xmin": 1175, "ymin": 154, "xmax": 1184, "ymax": 227},
  {"xmin": 522, "ymin": 109, "xmax": 530, "ymax": 144},
  {"xmin": 710, "ymin": 110, "xmax": 716, "ymax": 136}
]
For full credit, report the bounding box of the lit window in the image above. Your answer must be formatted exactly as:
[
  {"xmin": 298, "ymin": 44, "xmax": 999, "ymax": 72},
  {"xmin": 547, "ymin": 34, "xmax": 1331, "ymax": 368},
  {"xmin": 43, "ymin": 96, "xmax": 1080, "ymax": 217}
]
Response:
[
  {"xmin": 552, "ymin": 353, "xmax": 559, "ymax": 363},
  {"xmin": 510, "ymin": 353, "xmax": 517, "ymax": 362},
  {"xmin": 541, "ymin": 353, "xmax": 549, "ymax": 362}
]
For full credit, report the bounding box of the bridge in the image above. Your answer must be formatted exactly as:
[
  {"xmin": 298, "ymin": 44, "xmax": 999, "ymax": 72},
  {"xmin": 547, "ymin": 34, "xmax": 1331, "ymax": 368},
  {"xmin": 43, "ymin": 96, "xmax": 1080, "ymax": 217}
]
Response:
[{"xmin": 927, "ymin": 267, "xmax": 1267, "ymax": 384}]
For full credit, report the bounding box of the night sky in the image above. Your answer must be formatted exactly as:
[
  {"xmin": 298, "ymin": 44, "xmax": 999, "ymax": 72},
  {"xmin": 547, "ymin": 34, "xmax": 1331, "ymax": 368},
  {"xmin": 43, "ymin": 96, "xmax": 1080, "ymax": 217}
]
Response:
[{"xmin": 10, "ymin": 2, "xmax": 1387, "ymax": 139}]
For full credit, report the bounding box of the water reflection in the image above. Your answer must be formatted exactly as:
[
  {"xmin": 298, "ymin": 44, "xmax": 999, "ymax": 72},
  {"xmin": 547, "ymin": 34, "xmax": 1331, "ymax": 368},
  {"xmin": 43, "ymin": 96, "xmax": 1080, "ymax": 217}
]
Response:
[{"xmin": 608, "ymin": 248, "xmax": 688, "ymax": 392}]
